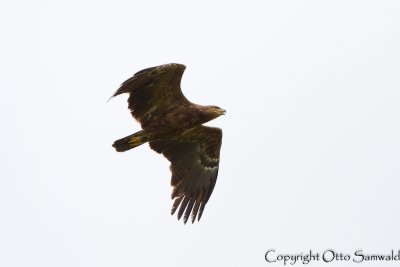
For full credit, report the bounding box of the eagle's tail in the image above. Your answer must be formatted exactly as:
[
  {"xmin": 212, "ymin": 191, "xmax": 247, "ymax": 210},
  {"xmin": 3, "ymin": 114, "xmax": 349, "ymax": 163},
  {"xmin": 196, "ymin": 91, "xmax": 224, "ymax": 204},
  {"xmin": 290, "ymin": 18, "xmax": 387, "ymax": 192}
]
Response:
[{"xmin": 112, "ymin": 130, "xmax": 149, "ymax": 152}]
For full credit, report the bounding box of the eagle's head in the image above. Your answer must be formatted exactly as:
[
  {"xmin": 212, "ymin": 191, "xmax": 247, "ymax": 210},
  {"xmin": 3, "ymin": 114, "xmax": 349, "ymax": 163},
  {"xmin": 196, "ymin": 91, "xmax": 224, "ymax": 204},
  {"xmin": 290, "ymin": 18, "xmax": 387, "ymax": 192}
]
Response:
[{"xmin": 200, "ymin": 105, "xmax": 226, "ymax": 123}]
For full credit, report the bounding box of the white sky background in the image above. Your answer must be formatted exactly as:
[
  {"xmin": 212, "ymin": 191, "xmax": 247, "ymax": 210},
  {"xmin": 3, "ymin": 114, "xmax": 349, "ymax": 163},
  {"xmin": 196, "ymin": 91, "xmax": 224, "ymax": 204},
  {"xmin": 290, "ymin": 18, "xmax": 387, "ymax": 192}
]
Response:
[{"xmin": 1, "ymin": 1, "xmax": 400, "ymax": 266}]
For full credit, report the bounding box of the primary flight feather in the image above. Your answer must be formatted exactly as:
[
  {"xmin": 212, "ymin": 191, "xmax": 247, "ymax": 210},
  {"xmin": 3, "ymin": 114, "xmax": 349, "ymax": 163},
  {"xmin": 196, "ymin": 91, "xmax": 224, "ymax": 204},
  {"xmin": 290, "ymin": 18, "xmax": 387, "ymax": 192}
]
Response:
[{"xmin": 110, "ymin": 63, "xmax": 225, "ymax": 224}]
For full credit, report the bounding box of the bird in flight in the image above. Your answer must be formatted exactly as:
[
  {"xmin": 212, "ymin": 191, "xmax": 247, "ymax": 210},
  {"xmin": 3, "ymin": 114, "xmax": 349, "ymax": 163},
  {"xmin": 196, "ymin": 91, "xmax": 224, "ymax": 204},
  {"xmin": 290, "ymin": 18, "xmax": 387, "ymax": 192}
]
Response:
[{"xmin": 110, "ymin": 63, "xmax": 225, "ymax": 224}]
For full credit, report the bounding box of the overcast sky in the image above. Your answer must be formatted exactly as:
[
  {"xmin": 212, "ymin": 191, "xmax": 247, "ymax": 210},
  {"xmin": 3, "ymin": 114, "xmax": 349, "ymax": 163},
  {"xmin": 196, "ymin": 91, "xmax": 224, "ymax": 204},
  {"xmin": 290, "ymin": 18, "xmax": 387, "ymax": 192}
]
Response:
[{"xmin": 1, "ymin": 1, "xmax": 400, "ymax": 266}]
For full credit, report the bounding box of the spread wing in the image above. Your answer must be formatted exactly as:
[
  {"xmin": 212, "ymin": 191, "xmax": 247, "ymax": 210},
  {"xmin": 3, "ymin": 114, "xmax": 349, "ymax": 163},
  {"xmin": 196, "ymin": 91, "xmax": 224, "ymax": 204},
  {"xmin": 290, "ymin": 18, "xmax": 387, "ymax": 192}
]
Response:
[
  {"xmin": 149, "ymin": 126, "xmax": 223, "ymax": 224},
  {"xmin": 111, "ymin": 63, "xmax": 190, "ymax": 128}
]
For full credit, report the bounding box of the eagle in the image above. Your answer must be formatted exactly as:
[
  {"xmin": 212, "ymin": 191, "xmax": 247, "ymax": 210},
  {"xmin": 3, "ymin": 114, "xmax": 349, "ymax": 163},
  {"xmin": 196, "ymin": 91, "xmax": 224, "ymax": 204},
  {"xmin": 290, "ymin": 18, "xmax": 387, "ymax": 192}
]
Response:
[{"xmin": 110, "ymin": 63, "xmax": 225, "ymax": 224}]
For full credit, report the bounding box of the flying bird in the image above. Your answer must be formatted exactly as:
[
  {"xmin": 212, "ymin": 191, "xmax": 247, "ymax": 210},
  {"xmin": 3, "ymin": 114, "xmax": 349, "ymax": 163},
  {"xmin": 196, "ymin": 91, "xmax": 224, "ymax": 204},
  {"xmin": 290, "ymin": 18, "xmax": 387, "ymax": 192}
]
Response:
[{"xmin": 110, "ymin": 63, "xmax": 225, "ymax": 224}]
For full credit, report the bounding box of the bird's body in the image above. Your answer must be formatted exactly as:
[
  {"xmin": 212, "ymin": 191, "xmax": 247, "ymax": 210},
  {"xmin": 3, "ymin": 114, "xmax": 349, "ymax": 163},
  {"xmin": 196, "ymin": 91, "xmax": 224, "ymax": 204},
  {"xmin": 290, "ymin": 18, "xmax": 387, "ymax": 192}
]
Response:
[{"xmin": 110, "ymin": 63, "xmax": 225, "ymax": 224}]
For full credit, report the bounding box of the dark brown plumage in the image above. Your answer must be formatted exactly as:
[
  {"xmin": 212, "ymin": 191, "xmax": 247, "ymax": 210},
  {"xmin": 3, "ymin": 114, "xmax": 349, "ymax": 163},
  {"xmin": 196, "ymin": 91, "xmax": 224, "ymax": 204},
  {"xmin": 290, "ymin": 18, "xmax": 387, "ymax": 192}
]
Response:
[{"xmin": 110, "ymin": 63, "xmax": 225, "ymax": 224}]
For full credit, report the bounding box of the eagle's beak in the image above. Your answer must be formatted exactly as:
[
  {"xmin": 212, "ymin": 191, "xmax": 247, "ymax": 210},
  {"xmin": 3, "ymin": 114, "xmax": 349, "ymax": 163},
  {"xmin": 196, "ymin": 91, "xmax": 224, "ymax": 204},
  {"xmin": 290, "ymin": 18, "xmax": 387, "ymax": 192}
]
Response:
[{"xmin": 219, "ymin": 108, "xmax": 226, "ymax": 115}]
